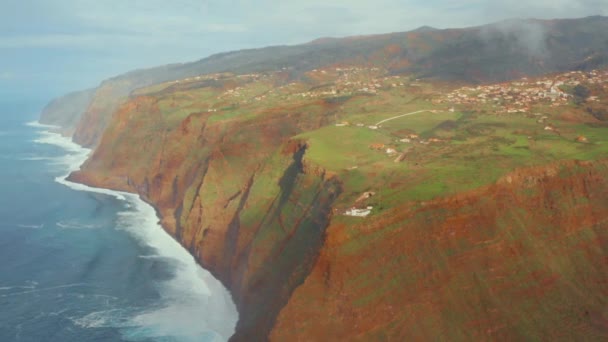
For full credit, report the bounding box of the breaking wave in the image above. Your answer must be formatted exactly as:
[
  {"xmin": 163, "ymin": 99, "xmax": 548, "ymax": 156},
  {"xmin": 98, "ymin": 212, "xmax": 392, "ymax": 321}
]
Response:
[
  {"xmin": 26, "ymin": 121, "xmax": 60, "ymax": 129},
  {"xmin": 32, "ymin": 123, "xmax": 238, "ymax": 341}
]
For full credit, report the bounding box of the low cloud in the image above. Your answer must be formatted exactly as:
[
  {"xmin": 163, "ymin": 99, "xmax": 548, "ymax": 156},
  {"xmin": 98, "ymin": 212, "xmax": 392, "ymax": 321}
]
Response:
[
  {"xmin": 480, "ymin": 0, "xmax": 607, "ymax": 23},
  {"xmin": 2, "ymin": 1, "xmax": 606, "ymax": 50},
  {"xmin": 480, "ymin": 19, "xmax": 549, "ymax": 57},
  {"xmin": 1, "ymin": 0, "xmax": 606, "ymax": 97}
]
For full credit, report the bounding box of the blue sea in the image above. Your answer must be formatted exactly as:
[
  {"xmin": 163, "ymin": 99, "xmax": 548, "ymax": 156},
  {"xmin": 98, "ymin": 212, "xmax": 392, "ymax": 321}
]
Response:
[{"xmin": 0, "ymin": 101, "xmax": 238, "ymax": 342}]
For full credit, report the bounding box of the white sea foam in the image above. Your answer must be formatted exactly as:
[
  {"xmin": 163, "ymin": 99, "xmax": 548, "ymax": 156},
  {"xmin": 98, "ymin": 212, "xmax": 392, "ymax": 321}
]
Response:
[
  {"xmin": 0, "ymin": 283, "xmax": 88, "ymax": 297},
  {"xmin": 18, "ymin": 155, "xmax": 57, "ymax": 161},
  {"xmin": 33, "ymin": 126, "xmax": 238, "ymax": 341},
  {"xmin": 56, "ymin": 220, "xmax": 100, "ymax": 230},
  {"xmin": 116, "ymin": 196, "xmax": 238, "ymax": 341},
  {"xmin": 26, "ymin": 120, "xmax": 61, "ymax": 129},
  {"xmin": 73, "ymin": 309, "xmax": 126, "ymax": 329},
  {"xmin": 0, "ymin": 282, "xmax": 38, "ymax": 291},
  {"xmin": 34, "ymin": 130, "xmax": 86, "ymax": 155},
  {"xmin": 17, "ymin": 223, "xmax": 44, "ymax": 229}
]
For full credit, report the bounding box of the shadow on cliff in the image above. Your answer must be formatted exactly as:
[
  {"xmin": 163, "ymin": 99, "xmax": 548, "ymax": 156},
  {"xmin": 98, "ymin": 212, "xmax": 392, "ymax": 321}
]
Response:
[{"xmin": 220, "ymin": 144, "xmax": 341, "ymax": 341}]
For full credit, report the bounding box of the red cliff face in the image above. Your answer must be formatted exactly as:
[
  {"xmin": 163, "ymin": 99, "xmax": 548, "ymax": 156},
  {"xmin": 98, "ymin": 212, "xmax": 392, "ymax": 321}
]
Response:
[
  {"xmin": 68, "ymin": 85, "xmax": 608, "ymax": 341},
  {"xmin": 69, "ymin": 95, "xmax": 344, "ymax": 341},
  {"xmin": 72, "ymin": 91, "xmax": 608, "ymax": 341},
  {"xmin": 272, "ymin": 160, "xmax": 608, "ymax": 340},
  {"xmin": 62, "ymin": 64, "xmax": 608, "ymax": 341}
]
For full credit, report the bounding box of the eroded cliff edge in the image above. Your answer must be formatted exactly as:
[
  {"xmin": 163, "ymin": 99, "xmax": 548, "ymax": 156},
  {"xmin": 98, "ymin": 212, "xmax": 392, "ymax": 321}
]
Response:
[{"xmin": 68, "ymin": 95, "xmax": 344, "ymax": 340}]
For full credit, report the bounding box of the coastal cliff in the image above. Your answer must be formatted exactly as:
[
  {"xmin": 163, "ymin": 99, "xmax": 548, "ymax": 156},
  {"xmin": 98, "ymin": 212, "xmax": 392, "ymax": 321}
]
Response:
[
  {"xmin": 44, "ymin": 15, "xmax": 608, "ymax": 341},
  {"xmin": 68, "ymin": 85, "xmax": 608, "ymax": 340},
  {"xmin": 39, "ymin": 88, "xmax": 94, "ymax": 136},
  {"xmin": 69, "ymin": 94, "xmax": 344, "ymax": 340}
]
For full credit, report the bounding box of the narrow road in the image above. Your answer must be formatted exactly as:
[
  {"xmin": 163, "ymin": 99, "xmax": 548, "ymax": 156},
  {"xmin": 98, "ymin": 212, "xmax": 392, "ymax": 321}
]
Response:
[{"xmin": 374, "ymin": 110, "xmax": 430, "ymax": 126}]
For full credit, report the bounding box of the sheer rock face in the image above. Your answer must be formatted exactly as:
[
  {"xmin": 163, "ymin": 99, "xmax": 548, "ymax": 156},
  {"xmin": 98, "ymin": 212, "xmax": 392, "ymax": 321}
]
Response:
[
  {"xmin": 69, "ymin": 95, "xmax": 343, "ymax": 341},
  {"xmin": 272, "ymin": 160, "xmax": 608, "ymax": 341}
]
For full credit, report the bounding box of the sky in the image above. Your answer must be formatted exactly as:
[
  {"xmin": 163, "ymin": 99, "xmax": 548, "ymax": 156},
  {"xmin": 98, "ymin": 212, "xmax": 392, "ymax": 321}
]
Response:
[{"xmin": 1, "ymin": 0, "xmax": 607, "ymax": 101}]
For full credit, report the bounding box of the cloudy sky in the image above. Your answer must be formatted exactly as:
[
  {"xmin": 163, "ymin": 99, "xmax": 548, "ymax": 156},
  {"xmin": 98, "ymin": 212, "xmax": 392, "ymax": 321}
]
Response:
[{"xmin": 1, "ymin": 0, "xmax": 606, "ymax": 100}]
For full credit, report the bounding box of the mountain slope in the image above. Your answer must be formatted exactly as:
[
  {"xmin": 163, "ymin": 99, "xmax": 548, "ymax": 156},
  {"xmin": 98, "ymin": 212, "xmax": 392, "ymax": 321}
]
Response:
[
  {"xmin": 273, "ymin": 160, "xmax": 608, "ymax": 340},
  {"xmin": 69, "ymin": 16, "xmax": 608, "ymax": 147}
]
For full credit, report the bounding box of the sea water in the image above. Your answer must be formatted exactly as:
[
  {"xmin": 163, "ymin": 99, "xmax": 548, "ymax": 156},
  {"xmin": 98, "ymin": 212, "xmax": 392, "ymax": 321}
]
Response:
[{"xmin": 0, "ymin": 102, "xmax": 238, "ymax": 342}]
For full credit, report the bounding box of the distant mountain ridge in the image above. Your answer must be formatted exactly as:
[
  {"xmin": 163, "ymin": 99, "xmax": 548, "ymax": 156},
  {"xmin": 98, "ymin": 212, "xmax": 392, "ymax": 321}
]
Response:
[
  {"xmin": 411, "ymin": 25, "xmax": 438, "ymax": 32},
  {"xmin": 41, "ymin": 15, "xmax": 608, "ymax": 147}
]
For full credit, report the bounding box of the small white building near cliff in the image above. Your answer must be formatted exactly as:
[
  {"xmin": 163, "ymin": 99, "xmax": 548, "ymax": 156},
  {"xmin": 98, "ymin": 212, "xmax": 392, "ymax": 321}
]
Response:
[{"xmin": 344, "ymin": 206, "xmax": 373, "ymax": 217}]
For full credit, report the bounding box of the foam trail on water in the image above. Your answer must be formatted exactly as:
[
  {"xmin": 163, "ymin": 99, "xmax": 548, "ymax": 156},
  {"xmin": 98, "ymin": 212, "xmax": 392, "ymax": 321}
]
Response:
[
  {"xmin": 17, "ymin": 224, "xmax": 44, "ymax": 229},
  {"xmin": 26, "ymin": 121, "xmax": 61, "ymax": 129},
  {"xmin": 56, "ymin": 220, "xmax": 100, "ymax": 230},
  {"xmin": 18, "ymin": 156, "xmax": 56, "ymax": 161},
  {"xmin": 31, "ymin": 123, "xmax": 238, "ymax": 341}
]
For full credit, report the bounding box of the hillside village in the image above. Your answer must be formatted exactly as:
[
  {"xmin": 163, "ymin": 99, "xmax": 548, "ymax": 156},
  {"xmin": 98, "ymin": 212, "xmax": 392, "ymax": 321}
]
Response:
[
  {"xmin": 157, "ymin": 66, "xmax": 417, "ymax": 109},
  {"xmin": 160, "ymin": 67, "xmax": 608, "ymax": 119},
  {"xmin": 438, "ymin": 70, "xmax": 608, "ymax": 113}
]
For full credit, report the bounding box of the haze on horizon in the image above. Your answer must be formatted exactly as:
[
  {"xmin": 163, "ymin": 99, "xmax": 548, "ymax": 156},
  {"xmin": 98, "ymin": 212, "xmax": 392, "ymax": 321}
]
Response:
[{"xmin": 1, "ymin": 0, "xmax": 607, "ymax": 101}]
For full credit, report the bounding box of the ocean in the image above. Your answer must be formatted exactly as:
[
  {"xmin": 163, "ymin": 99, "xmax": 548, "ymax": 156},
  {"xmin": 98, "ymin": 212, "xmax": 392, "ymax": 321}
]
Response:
[{"xmin": 0, "ymin": 101, "xmax": 238, "ymax": 342}]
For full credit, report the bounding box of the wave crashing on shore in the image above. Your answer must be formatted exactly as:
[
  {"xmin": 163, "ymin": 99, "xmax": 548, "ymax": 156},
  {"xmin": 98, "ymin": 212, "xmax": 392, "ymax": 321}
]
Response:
[{"xmin": 34, "ymin": 125, "xmax": 238, "ymax": 342}]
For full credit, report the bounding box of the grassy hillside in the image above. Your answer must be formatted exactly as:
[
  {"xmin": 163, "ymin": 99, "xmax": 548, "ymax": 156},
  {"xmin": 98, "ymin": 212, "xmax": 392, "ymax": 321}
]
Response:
[
  {"xmin": 70, "ymin": 62, "xmax": 608, "ymax": 340},
  {"xmin": 60, "ymin": 16, "xmax": 608, "ymax": 147}
]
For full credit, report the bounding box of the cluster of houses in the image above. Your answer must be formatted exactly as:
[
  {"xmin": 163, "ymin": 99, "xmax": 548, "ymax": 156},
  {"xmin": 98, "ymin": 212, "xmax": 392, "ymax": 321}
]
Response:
[
  {"xmin": 299, "ymin": 66, "xmax": 410, "ymax": 98},
  {"xmin": 219, "ymin": 87, "xmax": 245, "ymax": 99},
  {"xmin": 164, "ymin": 65, "xmax": 426, "ymax": 111},
  {"xmin": 565, "ymin": 70, "xmax": 608, "ymax": 87},
  {"xmin": 398, "ymin": 134, "xmax": 445, "ymax": 146},
  {"xmin": 365, "ymin": 133, "xmax": 445, "ymax": 162},
  {"xmin": 171, "ymin": 73, "xmax": 230, "ymax": 85},
  {"xmin": 164, "ymin": 68, "xmax": 607, "ymax": 119},
  {"xmin": 437, "ymin": 69, "xmax": 608, "ymax": 113}
]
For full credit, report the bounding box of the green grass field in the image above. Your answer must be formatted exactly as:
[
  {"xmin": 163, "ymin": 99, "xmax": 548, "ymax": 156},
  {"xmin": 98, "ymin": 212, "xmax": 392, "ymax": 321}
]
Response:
[
  {"xmin": 130, "ymin": 69, "xmax": 608, "ymax": 214},
  {"xmin": 296, "ymin": 97, "xmax": 608, "ymax": 211}
]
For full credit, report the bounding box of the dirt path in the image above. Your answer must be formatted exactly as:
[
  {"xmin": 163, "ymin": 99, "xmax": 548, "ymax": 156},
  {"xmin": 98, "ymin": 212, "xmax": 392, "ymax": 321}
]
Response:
[{"xmin": 374, "ymin": 110, "xmax": 430, "ymax": 126}]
